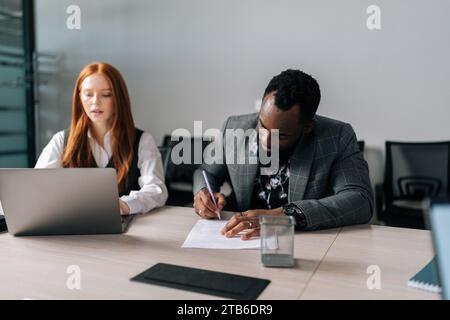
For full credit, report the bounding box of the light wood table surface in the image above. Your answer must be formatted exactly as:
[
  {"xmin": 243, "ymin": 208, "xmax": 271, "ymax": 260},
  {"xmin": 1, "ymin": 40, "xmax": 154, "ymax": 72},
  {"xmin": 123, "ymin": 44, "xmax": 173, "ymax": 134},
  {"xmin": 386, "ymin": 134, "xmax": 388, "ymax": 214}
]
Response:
[
  {"xmin": 0, "ymin": 206, "xmax": 440, "ymax": 300},
  {"xmin": 300, "ymin": 225, "xmax": 439, "ymax": 299}
]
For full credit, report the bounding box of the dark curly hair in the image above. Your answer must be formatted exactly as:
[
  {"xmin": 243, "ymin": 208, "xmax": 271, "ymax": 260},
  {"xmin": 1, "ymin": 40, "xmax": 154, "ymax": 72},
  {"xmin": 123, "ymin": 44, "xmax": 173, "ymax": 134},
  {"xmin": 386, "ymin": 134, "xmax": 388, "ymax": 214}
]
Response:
[{"xmin": 263, "ymin": 69, "xmax": 321, "ymax": 123}]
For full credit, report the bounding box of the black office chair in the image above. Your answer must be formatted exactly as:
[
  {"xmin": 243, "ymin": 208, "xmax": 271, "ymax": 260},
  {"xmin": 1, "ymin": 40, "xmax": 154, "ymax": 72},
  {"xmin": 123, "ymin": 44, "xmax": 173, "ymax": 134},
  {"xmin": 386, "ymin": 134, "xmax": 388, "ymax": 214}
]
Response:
[
  {"xmin": 0, "ymin": 215, "xmax": 7, "ymax": 232},
  {"xmin": 376, "ymin": 141, "xmax": 450, "ymax": 229},
  {"xmin": 162, "ymin": 135, "xmax": 212, "ymax": 207},
  {"xmin": 358, "ymin": 140, "xmax": 365, "ymax": 153},
  {"xmin": 157, "ymin": 145, "xmax": 171, "ymax": 175}
]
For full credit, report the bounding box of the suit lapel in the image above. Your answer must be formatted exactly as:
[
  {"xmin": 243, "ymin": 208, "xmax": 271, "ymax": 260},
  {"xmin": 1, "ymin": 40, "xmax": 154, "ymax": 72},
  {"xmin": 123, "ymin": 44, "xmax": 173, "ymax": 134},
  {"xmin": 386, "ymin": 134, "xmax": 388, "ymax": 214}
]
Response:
[
  {"xmin": 229, "ymin": 114, "xmax": 317, "ymax": 210},
  {"xmin": 288, "ymin": 133, "xmax": 316, "ymax": 202},
  {"xmin": 235, "ymin": 129, "xmax": 258, "ymax": 211}
]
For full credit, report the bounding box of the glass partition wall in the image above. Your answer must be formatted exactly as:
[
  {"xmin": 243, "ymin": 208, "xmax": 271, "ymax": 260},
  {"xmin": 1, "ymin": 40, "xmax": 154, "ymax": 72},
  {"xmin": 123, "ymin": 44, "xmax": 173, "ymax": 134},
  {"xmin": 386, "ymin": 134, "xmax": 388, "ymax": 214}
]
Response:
[{"xmin": 0, "ymin": 0, "xmax": 36, "ymax": 168}]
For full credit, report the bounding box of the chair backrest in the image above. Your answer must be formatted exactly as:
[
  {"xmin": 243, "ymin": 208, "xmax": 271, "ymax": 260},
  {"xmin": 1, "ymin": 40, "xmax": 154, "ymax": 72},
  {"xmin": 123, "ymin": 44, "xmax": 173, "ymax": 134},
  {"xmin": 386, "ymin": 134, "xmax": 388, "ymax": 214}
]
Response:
[
  {"xmin": 157, "ymin": 146, "xmax": 171, "ymax": 175},
  {"xmin": 385, "ymin": 141, "xmax": 450, "ymax": 204},
  {"xmin": 162, "ymin": 135, "xmax": 212, "ymax": 184},
  {"xmin": 357, "ymin": 140, "xmax": 365, "ymax": 153}
]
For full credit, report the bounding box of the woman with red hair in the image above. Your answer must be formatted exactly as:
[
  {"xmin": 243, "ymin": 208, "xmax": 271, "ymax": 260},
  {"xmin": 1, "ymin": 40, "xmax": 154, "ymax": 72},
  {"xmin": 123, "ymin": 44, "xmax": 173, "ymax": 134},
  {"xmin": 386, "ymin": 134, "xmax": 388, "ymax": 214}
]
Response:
[{"xmin": 36, "ymin": 62, "xmax": 167, "ymax": 215}]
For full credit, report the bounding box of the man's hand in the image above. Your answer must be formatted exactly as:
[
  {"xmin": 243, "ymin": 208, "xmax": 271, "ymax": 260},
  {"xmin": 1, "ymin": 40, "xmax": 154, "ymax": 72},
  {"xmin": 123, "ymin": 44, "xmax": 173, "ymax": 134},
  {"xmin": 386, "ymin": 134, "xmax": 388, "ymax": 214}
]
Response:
[
  {"xmin": 119, "ymin": 200, "xmax": 130, "ymax": 216},
  {"xmin": 220, "ymin": 207, "xmax": 283, "ymax": 240},
  {"xmin": 193, "ymin": 188, "xmax": 226, "ymax": 219}
]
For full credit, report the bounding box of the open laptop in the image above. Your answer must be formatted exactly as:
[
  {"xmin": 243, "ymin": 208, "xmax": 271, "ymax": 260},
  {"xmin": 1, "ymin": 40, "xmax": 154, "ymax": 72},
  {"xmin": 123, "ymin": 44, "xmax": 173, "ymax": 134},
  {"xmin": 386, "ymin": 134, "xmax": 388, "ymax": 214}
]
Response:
[
  {"xmin": 0, "ymin": 168, "xmax": 133, "ymax": 236},
  {"xmin": 425, "ymin": 198, "xmax": 450, "ymax": 300}
]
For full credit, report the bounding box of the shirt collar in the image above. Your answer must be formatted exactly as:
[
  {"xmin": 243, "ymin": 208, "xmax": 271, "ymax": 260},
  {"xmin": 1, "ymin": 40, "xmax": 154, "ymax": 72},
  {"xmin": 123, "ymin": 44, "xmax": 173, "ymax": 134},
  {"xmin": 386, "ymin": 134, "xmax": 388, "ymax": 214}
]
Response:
[{"xmin": 87, "ymin": 129, "xmax": 112, "ymax": 142}]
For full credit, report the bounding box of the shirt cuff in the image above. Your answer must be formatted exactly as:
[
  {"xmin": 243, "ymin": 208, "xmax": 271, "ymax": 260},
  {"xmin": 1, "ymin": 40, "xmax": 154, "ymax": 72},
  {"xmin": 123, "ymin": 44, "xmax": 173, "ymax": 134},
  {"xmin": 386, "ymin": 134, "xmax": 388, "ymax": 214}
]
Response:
[{"xmin": 120, "ymin": 195, "xmax": 142, "ymax": 215}]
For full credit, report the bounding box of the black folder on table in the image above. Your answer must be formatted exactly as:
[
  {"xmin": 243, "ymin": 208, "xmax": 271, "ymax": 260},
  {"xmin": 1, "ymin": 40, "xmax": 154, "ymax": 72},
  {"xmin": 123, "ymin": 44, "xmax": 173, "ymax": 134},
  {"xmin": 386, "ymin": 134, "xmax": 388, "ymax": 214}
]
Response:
[
  {"xmin": 131, "ymin": 263, "xmax": 270, "ymax": 300},
  {"xmin": 408, "ymin": 257, "xmax": 441, "ymax": 293}
]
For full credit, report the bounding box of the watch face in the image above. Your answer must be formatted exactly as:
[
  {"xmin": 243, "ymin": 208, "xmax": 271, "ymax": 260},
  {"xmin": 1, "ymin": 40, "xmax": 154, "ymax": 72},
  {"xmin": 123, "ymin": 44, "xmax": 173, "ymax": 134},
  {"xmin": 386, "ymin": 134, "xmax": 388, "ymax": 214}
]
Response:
[{"xmin": 284, "ymin": 205, "xmax": 295, "ymax": 215}]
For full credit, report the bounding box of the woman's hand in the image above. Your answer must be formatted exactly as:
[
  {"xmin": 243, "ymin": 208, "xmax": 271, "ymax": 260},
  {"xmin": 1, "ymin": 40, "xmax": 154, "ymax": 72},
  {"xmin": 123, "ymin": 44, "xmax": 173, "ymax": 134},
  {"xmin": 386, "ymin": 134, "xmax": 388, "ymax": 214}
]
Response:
[
  {"xmin": 220, "ymin": 207, "xmax": 283, "ymax": 240},
  {"xmin": 119, "ymin": 200, "xmax": 130, "ymax": 216}
]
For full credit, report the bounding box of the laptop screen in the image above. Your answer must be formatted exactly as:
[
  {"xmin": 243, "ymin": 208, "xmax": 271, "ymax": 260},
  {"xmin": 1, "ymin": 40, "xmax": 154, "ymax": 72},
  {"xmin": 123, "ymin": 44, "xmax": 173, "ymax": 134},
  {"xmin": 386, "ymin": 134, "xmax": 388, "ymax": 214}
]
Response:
[{"xmin": 430, "ymin": 202, "xmax": 450, "ymax": 300}]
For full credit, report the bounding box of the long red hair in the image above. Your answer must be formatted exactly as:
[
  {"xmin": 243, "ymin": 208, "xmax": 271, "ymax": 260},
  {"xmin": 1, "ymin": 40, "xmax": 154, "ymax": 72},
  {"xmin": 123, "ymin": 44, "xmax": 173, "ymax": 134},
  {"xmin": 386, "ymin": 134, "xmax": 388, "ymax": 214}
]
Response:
[{"xmin": 62, "ymin": 62, "xmax": 136, "ymax": 192}]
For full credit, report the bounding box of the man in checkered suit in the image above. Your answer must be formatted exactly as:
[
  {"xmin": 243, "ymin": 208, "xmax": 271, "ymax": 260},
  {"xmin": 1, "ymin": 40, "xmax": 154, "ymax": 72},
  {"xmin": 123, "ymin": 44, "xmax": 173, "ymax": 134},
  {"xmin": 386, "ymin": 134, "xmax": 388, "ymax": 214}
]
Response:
[{"xmin": 193, "ymin": 69, "xmax": 374, "ymax": 239}]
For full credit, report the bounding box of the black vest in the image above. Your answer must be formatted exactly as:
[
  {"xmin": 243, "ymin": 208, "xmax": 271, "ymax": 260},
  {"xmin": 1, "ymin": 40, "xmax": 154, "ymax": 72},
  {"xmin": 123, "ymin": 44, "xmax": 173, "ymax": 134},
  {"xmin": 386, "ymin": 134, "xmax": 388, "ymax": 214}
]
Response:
[{"xmin": 63, "ymin": 128, "xmax": 143, "ymax": 197}]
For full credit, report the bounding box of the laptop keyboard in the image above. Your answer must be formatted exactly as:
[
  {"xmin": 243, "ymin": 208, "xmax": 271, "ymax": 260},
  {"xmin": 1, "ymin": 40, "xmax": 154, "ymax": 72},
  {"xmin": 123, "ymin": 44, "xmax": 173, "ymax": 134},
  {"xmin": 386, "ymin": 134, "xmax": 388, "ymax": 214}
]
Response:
[{"xmin": 121, "ymin": 215, "xmax": 134, "ymax": 232}]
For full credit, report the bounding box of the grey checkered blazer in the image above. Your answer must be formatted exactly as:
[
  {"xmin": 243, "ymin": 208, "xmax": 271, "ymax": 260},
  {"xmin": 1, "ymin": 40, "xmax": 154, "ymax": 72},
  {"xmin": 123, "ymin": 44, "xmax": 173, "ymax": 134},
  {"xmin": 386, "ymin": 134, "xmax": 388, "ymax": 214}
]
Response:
[{"xmin": 193, "ymin": 113, "xmax": 374, "ymax": 230}]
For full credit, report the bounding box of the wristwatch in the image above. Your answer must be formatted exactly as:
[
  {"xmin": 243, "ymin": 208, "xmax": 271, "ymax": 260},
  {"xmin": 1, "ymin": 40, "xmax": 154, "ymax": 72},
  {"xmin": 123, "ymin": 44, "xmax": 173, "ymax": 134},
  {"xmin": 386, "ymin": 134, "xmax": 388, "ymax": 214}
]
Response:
[{"xmin": 283, "ymin": 203, "xmax": 307, "ymax": 229}]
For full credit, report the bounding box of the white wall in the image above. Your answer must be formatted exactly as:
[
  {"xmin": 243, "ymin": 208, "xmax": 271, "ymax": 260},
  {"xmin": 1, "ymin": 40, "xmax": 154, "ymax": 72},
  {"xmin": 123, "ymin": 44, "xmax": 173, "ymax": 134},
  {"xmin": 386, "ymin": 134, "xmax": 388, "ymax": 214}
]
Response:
[{"xmin": 35, "ymin": 0, "xmax": 450, "ymax": 184}]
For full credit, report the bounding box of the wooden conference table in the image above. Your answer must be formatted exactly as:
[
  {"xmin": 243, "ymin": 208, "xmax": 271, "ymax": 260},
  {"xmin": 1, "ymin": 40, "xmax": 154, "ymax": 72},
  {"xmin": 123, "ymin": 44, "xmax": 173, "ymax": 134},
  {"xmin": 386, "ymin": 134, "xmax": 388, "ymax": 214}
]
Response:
[{"xmin": 0, "ymin": 206, "xmax": 439, "ymax": 300}]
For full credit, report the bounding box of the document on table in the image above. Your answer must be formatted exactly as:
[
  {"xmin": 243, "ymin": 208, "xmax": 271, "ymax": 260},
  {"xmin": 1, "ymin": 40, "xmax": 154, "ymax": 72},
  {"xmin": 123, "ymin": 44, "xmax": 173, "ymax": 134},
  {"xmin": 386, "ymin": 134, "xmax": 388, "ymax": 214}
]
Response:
[{"xmin": 182, "ymin": 219, "xmax": 260, "ymax": 250}]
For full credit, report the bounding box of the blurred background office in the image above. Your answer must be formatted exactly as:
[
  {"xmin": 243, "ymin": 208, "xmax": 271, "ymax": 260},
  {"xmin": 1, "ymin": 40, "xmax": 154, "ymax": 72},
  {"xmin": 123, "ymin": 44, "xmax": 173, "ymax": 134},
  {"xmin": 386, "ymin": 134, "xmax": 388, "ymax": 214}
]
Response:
[{"xmin": 1, "ymin": 0, "xmax": 450, "ymax": 228}]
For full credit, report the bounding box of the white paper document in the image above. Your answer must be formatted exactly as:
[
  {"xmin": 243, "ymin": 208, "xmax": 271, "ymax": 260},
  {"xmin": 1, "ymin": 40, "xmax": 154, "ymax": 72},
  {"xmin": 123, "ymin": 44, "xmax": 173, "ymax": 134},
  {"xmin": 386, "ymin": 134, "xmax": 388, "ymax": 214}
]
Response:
[{"xmin": 182, "ymin": 219, "xmax": 260, "ymax": 250}]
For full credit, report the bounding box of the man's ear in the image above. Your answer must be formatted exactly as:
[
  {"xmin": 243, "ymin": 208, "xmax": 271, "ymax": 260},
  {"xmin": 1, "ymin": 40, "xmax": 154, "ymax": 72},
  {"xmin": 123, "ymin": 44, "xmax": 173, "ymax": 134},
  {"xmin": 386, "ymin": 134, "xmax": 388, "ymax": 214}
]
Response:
[{"xmin": 303, "ymin": 119, "xmax": 315, "ymax": 134}]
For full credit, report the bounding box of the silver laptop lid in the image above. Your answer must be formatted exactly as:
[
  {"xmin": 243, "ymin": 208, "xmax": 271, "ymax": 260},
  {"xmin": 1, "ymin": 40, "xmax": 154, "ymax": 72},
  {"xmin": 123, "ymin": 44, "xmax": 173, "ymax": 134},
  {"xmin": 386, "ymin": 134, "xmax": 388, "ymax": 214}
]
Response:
[
  {"xmin": 429, "ymin": 199, "xmax": 450, "ymax": 300},
  {"xmin": 0, "ymin": 168, "xmax": 122, "ymax": 236}
]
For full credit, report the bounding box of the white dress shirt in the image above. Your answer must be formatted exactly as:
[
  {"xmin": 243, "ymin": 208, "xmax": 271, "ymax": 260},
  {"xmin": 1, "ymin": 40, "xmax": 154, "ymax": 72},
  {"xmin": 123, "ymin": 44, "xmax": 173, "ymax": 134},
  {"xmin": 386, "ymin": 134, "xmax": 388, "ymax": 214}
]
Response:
[{"xmin": 35, "ymin": 130, "xmax": 168, "ymax": 215}]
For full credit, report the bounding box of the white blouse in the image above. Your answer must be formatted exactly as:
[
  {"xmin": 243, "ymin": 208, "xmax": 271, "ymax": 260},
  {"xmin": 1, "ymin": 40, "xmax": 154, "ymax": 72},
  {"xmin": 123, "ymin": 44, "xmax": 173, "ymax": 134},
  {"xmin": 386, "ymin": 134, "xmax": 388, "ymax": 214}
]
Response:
[{"xmin": 35, "ymin": 130, "xmax": 168, "ymax": 215}]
